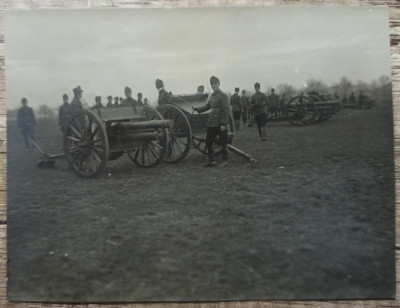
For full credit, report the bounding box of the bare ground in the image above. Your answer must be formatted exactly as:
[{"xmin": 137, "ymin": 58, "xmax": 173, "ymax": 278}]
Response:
[{"xmin": 6, "ymin": 100, "xmax": 395, "ymax": 302}]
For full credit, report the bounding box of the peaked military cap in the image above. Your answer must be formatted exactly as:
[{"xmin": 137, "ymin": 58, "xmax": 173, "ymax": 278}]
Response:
[
  {"xmin": 210, "ymin": 76, "xmax": 220, "ymax": 84},
  {"xmin": 73, "ymin": 86, "xmax": 83, "ymax": 94},
  {"xmin": 254, "ymin": 82, "xmax": 260, "ymax": 88},
  {"xmin": 155, "ymin": 79, "xmax": 164, "ymax": 88}
]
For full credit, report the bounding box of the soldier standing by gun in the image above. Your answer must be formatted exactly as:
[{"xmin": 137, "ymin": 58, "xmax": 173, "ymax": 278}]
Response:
[
  {"xmin": 230, "ymin": 87, "xmax": 242, "ymax": 130},
  {"xmin": 251, "ymin": 82, "xmax": 268, "ymax": 141},
  {"xmin": 17, "ymin": 97, "xmax": 36, "ymax": 150},
  {"xmin": 137, "ymin": 92, "xmax": 144, "ymax": 106},
  {"xmin": 241, "ymin": 90, "xmax": 249, "ymax": 125},
  {"xmin": 70, "ymin": 86, "xmax": 84, "ymax": 113},
  {"xmin": 90, "ymin": 96, "xmax": 104, "ymax": 110},
  {"xmin": 106, "ymin": 95, "xmax": 113, "ymax": 107},
  {"xmin": 113, "ymin": 96, "xmax": 119, "ymax": 107},
  {"xmin": 155, "ymin": 79, "xmax": 172, "ymax": 105},
  {"xmin": 194, "ymin": 76, "xmax": 230, "ymax": 167},
  {"xmin": 58, "ymin": 94, "xmax": 71, "ymax": 133},
  {"xmin": 121, "ymin": 86, "xmax": 138, "ymax": 107}
]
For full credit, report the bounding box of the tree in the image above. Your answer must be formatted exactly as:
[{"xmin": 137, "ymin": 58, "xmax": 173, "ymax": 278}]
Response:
[
  {"xmin": 38, "ymin": 104, "xmax": 55, "ymax": 119},
  {"xmin": 378, "ymin": 75, "xmax": 391, "ymax": 86},
  {"xmin": 304, "ymin": 78, "xmax": 328, "ymax": 94},
  {"xmin": 338, "ymin": 77, "xmax": 353, "ymax": 96},
  {"xmin": 276, "ymin": 83, "xmax": 297, "ymax": 99}
]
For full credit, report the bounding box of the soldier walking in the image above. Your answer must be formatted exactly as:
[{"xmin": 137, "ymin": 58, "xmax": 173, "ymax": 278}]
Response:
[
  {"xmin": 251, "ymin": 82, "xmax": 268, "ymax": 141},
  {"xmin": 17, "ymin": 97, "xmax": 36, "ymax": 150},
  {"xmin": 240, "ymin": 90, "xmax": 249, "ymax": 125},
  {"xmin": 194, "ymin": 76, "xmax": 230, "ymax": 167},
  {"xmin": 155, "ymin": 79, "xmax": 172, "ymax": 105},
  {"xmin": 58, "ymin": 94, "xmax": 71, "ymax": 133},
  {"xmin": 230, "ymin": 87, "xmax": 242, "ymax": 130}
]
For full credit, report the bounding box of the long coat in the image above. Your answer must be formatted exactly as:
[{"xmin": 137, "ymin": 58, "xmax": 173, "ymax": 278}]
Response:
[
  {"xmin": 197, "ymin": 89, "xmax": 230, "ymax": 127},
  {"xmin": 158, "ymin": 88, "xmax": 171, "ymax": 105}
]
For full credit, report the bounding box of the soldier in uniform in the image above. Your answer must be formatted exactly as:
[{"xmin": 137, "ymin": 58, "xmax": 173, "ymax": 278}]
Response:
[
  {"xmin": 17, "ymin": 97, "xmax": 36, "ymax": 150},
  {"xmin": 121, "ymin": 86, "xmax": 138, "ymax": 107},
  {"xmin": 251, "ymin": 82, "xmax": 268, "ymax": 141},
  {"xmin": 279, "ymin": 94, "xmax": 288, "ymax": 117},
  {"xmin": 137, "ymin": 92, "xmax": 144, "ymax": 106},
  {"xmin": 197, "ymin": 85, "xmax": 205, "ymax": 94},
  {"xmin": 194, "ymin": 76, "xmax": 230, "ymax": 167},
  {"xmin": 119, "ymin": 97, "xmax": 124, "ymax": 105},
  {"xmin": 106, "ymin": 95, "xmax": 113, "ymax": 107},
  {"xmin": 268, "ymin": 88, "xmax": 279, "ymax": 117},
  {"xmin": 230, "ymin": 87, "xmax": 242, "ymax": 130},
  {"xmin": 349, "ymin": 92, "xmax": 356, "ymax": 107},
  {"xmin": 240, "ymin": 90, "xmax": 249, "ymax": 125},
  {"xmin": 113, "ymin": 96, "xmax": 119, "ymax": 107},
  {"xmin": 90, "ymin": 96, "xmax": 103, "ymax": 110},
  {"xmin": 70, "ymin": 86, "xmax": 83, "ymax": 113},
  {"xmin": 144, "ymin": 98, "xmax": 149, "ymax": 106},
  {"xmin": 156, "ymin": 79, "xmax": 172, "ymax": 105},
  {"xmin": 58, "ymin": 93, "xmax": 71, "ymax": 133}
]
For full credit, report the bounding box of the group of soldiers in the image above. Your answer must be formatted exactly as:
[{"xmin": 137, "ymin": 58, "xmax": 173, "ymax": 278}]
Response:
[
  {"xmin": 17, "ymin": 76, "xmax": 372, "ymax": 168},
  {"xmin": 58, "ymin": 85, "xmax": 149, "ymax": 132}
]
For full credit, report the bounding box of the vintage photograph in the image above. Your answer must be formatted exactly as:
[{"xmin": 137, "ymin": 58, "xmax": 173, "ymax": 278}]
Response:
[{"xmin": 5, "ymin": 6, "xmax": 395, "ymax": 302}]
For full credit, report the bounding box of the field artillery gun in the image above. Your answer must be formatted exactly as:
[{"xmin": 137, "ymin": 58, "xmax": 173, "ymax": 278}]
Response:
[
  {"xmin": 156, "ymin": 93, "xmax": 257, "ymax": 163},
  {"xmin": 35, "ymin": 105, "xmax": 173, "ymax": 177},
  {"xmin": 264, "ymin": 92, "xmax": 340, "ymax": 126}
]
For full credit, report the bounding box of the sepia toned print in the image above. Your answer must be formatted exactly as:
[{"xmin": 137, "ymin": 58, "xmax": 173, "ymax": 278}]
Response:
[{"xmin": 5, "ymin": 7, "xmax": 395, "ymax": 302}]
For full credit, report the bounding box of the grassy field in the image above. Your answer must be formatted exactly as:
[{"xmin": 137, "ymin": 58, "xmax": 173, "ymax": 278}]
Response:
[{"xmin": 6, "ymin": 101, "xmax": 395, "ymax": 302}]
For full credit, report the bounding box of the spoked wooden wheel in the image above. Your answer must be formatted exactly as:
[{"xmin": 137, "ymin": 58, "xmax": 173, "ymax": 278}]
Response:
[
  {"xmin": 192, "ymin": 114, "xmax": 235, "ymax": 155},
  {"xmin": 63, "ymin": 109, "xmax": 109, "ymax": 177},
  {"xmin": 127, "ymin": 106, "xmax": 169, "ymax": 167},
  {"xmin": 287, "ymin": 96, "xmax": 316, "ymax": 126},
  {"xmin": 157, "ymin": 103, "xmax": 192, "ymax": 163}
]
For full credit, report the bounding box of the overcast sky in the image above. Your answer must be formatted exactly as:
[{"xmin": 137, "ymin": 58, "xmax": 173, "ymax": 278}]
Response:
[{"xmin": 4, "ymin": 6, "xmax": 391, "ymax": 109}]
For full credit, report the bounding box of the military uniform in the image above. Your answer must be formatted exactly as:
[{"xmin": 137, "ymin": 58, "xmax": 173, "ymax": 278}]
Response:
[
  {"xmin": 268, "ymin": 92, "xmax": 279, "ymax": 117},
  {"xmin": 121, "ymin": 97, "xmax": 138, "ymax": 107},
  {"xmin": 70, "ymin": 97, "xmax": 83, "ymax": 113},
  {"xmin": 158, "ymin": 88, "xmax": 171, "ymax": 105},
  {"xmin": 59, "ymin": 103, "xmax": 71, "ymax": 132},
  {"xmin": 240, "ymin": 95, "xmax": 249, "ymax": 124},
  {"xmin": 18, "ymin": 103, "xmax": 36, "ymax": 149},
  {"xmin": 196, "ymin": 88, "xmax": 230, "ymax": 164},
  {"xmin": 251, "ymin": 90, "xmax": 268, "ymax": 140},
  {"xmin": 230, "ymin": 92, "xmax": 242, "ymax": 130}
]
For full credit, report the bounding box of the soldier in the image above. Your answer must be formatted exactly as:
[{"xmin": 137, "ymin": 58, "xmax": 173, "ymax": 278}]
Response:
[
  {"xmin": 155, "ymin": 79, "xmax": 172, "ymax": 105},
  {"xmin": 17, "ymin": 97, "xmax": 36, "ymax": 150},
  {"xmin": 90, "ymin": 96, "xmax": 103, "ymax": 110},
  {"xmin": 197, "ymin": 85, "xmax": 205, "ymax": 94},
  {"xmin": 251, "ymin": 82, "xmax": 268, "ymax": 141},
  {"xmin": 58, "ymin": 93, "xmax": 71, "ymax": 133},
  {"xmin": 268, "ymin": 88, "xmax": 279, "ymax": 117},
  {"xmin": 349, "ymin": 92, "xmax": 356, "ymax": 106},
  {"xmin": 113, "ymin": 96, "xmax": 119, "ymax": 107},
  {"xmin": 119, "ymin": 97, "xmax": 124, "ymax": 105},
  {"xmin": 121, "ymin": 86, "xmax": 138, "ymax": 107},
  {"xmin": 106, "ymin": 95, "xmax": 113, "ymax": 107},
  {"xmin": 230, "ymin": 87, "xmax": 242, "ymax": 130},
  {"xmin": 279, "ymin": 94, "xmax": 287, "ymax": 117},
  {"xmin": 144, "ymin": 98, "xmax": 149, "ymax": 106},
  {"xmin": 357, "ymin": 91, "xmax": 365, "ymax": 108},
  {"xmin": 240, "ymin": 90, "xmax": 249, "ymax": 125},
  {"xmin": 137, "ymin": 92, "xmax": 144, "ymax": 106},
  {"xmin": 70, "ymin": 86, "xmax": 83, "ymax": 113},
  {"xmin": 194, "ymin": 76, "xmax": 230, "ymax": 167}
]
